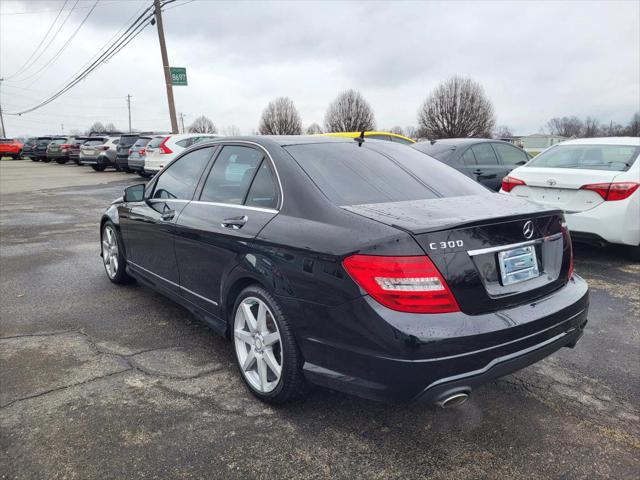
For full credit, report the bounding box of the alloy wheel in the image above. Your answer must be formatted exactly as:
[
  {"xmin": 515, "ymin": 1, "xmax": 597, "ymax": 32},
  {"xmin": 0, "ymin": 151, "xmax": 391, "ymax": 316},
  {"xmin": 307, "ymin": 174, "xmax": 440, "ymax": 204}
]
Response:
[
  {"xmin": 101, "ymin": 225, "xmax": 119, "ymax": 279},
  {"xmin": 234, "ymin": 297, "xmax": 283, "ymax": 393}
]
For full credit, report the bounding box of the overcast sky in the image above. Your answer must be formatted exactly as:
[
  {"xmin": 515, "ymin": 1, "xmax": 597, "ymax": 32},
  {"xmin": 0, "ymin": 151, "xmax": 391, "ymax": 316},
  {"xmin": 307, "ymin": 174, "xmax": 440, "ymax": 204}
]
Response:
[{"xmin": 1, "ymin": 0, "xmax": 638, "ymax": 137}]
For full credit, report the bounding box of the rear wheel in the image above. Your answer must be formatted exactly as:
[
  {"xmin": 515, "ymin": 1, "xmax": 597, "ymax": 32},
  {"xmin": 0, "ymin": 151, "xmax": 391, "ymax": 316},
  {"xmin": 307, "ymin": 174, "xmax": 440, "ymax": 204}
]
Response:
[
  {"xmin": 114, "ymin": 163, "xmax": 122, "ymax": 172},
  {"xmin": 92, "ymin": 165, "xmax": 106, "ymax": 172},
  {"xmin": 31, "ymin": 157, "xmax": 40, "ymax": 162},
  {"xmin": 232, "ymin": 285, "xmax": 309, "ymax": 404},
  {"xmin": 101, "ymin": 222, "xmax": 133, "ymax": 284},
  {"xmin": 627, "ymin": 245, "xmax": 640, "ymax": 262},
  {"xmin": 55, "ymin": 158, "xmax": 68, "ymax": 164},
  {"xmin": 137, "ymin": 171, "xmax": 151, "ymax": 178}
]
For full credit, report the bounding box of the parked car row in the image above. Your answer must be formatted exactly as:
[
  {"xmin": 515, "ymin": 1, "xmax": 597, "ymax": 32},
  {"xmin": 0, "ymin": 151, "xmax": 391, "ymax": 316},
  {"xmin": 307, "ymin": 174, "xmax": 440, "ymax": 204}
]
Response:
[{"xmin": 15, "ymin": 132, "xmax": 220, "ymax": 176}]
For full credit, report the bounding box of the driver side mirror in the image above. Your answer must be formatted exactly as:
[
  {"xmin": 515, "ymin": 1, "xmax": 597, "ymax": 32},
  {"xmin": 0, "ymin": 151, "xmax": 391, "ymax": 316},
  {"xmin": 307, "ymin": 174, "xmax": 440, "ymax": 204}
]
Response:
[{"xmin": 124, "ymin": 184, "xmax": 145, "ymax": 202}]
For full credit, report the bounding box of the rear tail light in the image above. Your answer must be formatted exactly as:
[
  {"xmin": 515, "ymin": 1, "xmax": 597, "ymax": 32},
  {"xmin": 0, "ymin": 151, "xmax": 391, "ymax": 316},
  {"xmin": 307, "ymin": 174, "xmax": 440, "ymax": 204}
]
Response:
[
  {"xmin": 159, "ymin": 136, "xmax": 172, "ymax": 154},
  {"xmin": 61, "ymin": 144, "xmax": 71, "ymax": 149},
  {"xmin": 560, "ymin": 221, "xmax": 574, "ymax": 280},
  {"xmin": 128, "ymin": 148, "xmax": 133, "ymax": 155},
  {"xmin": 99, "ymin": 145, "xmax": 109, "ymax": 151},
  {"xmin": 139, "ymin": 148, "xmax": 146, "ymax": 156},
  {"xmin": 580, "ymin": 182, "xmax": 639, "ymax": 201},
  {"xmin": 501, "ymin": 176, "xmax": 526, "ymax": 193},
  {"xmin": 342, "ymin": 255, "xmax": 460, "ymax": 313}
]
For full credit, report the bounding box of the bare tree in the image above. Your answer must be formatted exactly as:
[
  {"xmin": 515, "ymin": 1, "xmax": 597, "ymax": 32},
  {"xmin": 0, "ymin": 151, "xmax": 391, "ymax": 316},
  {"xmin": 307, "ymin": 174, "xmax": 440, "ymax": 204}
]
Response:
[
  {"xmin": 601, "ymin": 120, "xmax": 626, "ymax": 137},
  {"xmin": 258, "ymin": 97, "xmax": 302, "ymax": 135},
  {"xmin": 306, "ymin": 122, "xmax": 323, "ymax": 134},
  {"xmin": 626, "ymin": 112, "xmax": 639, "ymax": 137},
  {"xmin": 582, "ymin": 117, "xmax": 601, "ymax": 137},
  {"xmin": 88, "ymin": 122, "xmax": 105, "ymax": 134},
  {"xmin": 417, "ymin": 76, "xmax": 495, "ymax": 138},
  {"xmin": 546, "ymin": 116, "xmax": 583, "ymax": 137},
  {"xmin": 404, "ymin": 126, "xmax": 419, "ymax": 139},
  {"xmin": 388, "ymin": 126, "xmax": 404, "ymax": 135},
  {"xmin": 188, "ymin": 115, "xmax": 217, "ymax": 134},
  {"xmin": 221, "ymin": 125, "xmax": 241, "ymax": 136},
  {"xmin": 324, "ymin": 89, "xmax": 376, "ymax": 132},
  {"xmin": 494, "ymin": 125, "xmax": 513, "ymax": 138},
  {"xmin": 104, "ymin": 122, "xmax": 118, "ymax": 133}
]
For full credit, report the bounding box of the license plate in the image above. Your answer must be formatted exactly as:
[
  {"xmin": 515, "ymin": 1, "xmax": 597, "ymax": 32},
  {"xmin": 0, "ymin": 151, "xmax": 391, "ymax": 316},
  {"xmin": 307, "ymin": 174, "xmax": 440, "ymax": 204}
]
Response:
[{"xmin": 498, "ymin": 245, "xmax": 540, "ymax": 286}]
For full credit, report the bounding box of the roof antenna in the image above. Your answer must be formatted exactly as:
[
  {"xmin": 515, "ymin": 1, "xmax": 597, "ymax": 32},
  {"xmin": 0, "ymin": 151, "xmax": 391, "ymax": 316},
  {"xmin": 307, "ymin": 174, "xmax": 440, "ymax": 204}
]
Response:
[{"xmin": 354, "ymin": 130, "xmax": 365, "ymax": 147}]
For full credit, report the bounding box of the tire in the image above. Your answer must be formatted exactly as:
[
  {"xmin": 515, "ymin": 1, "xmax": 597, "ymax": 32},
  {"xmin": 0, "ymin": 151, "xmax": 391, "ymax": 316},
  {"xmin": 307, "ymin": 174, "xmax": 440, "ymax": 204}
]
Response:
[
  {"xmin": 55, "ymin": 158, "xmax": 68, "ymax": 164},
  {"xmin": 114, "ymin": 163, "xmax": 122, "ymax": 172},
  {"xmin": 124, "ymin": 168, "xmax": 133, "ymax": 173},
  {"xmin": 92, "ymin": 164, "xmax": 106, "ymax": 172},
  {"xmin": 101, "ymin": 221, "xmax": 134, "ymax": 284},
  {"xmin": 31, "ymin": 157, "xmax": 40, "ymax": 162},
  {"xmin": 137, "ymin": 171, "xmax": 151, "ymax": 178},
  {"xmin": 232, "ymin": 285, "xmax": 309, "ymax": 404}
]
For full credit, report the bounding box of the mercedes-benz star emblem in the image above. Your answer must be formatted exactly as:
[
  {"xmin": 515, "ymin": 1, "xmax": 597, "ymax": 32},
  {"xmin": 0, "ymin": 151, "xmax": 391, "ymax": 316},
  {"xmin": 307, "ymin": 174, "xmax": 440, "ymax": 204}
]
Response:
[{"xmin": 523, "ymin": 220, "xmax": 534, "ymax": 239}]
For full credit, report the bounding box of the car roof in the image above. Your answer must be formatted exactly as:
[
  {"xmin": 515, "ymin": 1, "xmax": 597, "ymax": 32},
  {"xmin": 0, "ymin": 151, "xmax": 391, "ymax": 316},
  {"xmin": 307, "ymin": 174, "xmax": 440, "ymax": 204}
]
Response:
[
  {"xmin": 557, "ymin": 137, "xmax": 640, "ymax": 146},
  {"xmin": 193, "ymin": 135, "xmax": 356, "ymax": 149}
]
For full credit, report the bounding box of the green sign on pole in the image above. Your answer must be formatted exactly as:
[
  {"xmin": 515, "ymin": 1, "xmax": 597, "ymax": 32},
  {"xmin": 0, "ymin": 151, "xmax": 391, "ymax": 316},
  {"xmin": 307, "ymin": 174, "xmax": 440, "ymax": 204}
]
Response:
[{"xmin": 170, "ymin": 67, "xmax": 187, "ymax": 86}]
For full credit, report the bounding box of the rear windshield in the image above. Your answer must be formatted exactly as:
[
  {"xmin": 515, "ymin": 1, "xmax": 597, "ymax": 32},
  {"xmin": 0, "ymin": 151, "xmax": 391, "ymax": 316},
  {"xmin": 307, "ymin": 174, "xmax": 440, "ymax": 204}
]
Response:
[
  {"xmin": 285, "ymin": 142, "xmax": 487, "ymax": 205},
  {"xmin": 50, "ymin": 138, "xmax": 67, "ymax": 145},
  {"xmin": 148, "ymin": 136, "xmax": 167, "ymax": 148},
  {"xmin": 133, "ymin": 137, "xmax": 152, "ymax": 147},
  {"xmin": 119, "ymin": 135, "xmax": 138, "ymax": 147},
  {"xmin": 527, "ymin": 144, "xmax": 639, "ymax": 171},
  {"xmin": 84, "ymin": 139, "xmax": 106, "ymax": 146}
]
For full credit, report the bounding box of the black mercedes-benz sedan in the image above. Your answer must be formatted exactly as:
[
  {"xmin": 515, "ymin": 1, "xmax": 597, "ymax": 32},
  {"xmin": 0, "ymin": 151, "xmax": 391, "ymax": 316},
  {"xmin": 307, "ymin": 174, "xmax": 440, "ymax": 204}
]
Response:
[{"xmin": 100, "ymin": 136, "xmax": 588, "ymax": 407}]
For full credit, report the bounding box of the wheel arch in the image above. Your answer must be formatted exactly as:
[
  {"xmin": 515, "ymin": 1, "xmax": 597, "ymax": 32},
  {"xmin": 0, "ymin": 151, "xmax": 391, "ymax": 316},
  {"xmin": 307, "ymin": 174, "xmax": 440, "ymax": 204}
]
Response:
[{"xmin": 222, "ymin": 275, "xmax": 267, "ymax": 338}]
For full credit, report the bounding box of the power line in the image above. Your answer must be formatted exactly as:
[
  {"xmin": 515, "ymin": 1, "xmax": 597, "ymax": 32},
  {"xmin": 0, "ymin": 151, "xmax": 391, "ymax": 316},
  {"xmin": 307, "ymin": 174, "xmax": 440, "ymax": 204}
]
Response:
[
  {"xmin": 6, "ymin": 0, "xmax": 80, "ymax": 82},
  {"xmin": 0, "ymin": 1, "xmax": 136, "ymax": 16},
  {"xmin": 5, "ymin": 0, "xmax": 180, "ymax": 116},
  {"xmin": 3, "ymin": 0, "xmax": 69, "ymax": 79},
  {"xmin": 17, "ymin": 1, "xmax": 100, "ymax": 84}
]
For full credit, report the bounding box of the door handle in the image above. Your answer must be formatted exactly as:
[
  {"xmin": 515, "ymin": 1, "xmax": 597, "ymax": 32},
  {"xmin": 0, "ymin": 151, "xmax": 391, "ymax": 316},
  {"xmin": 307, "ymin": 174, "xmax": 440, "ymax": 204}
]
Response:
[
  {"xmin": 473, "ymin": 169, "xmax": 484, "ymax": 175},
  {"xmin": 161, "ymin": 210, "xmax": 175, "ymax": 221},
  {"xmin": 221, "ymin": 215, "xmax": 248, "ymax": 230}
]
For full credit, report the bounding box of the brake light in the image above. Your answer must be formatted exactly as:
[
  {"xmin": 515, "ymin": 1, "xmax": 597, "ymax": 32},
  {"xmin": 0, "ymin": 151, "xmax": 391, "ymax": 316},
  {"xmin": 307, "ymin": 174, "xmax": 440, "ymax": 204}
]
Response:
[
  {"xmin": 501, "ymin": 176, "xmax": 526, "ymax": 193},
  {"xmin": 560, "ymin": 222, "xmax": 574, "ymax": 280},
  {"xmin": 61, "ymin": 143, "xmax": 71, "ymax": 149},
  {"xmin": 342, "ymin": 255, "xmax": 459, "ymax": 313},
  {"xmin": 139, "ymin": 148, "xmax": 146, "ymax": 156},
  {"xmin": 99, "ymin": 145, "xmax": 109, "ymax": 151},
  {"xmin": 580, "ymin": 182, "xmax": 639, "ymax": 201},
  {"xmin": 159, "ymin": 136, "xmax": 172, "ymax": 154},
  {"xmin": 128, "ymin": 148, "xmax": 133, "ymax": 155}
]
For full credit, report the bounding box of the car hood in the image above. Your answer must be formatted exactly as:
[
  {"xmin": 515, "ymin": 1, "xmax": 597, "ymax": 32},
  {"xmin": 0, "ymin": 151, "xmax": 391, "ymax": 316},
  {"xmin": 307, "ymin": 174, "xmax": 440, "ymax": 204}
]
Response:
[{"xmin": 342, "ymin": 193, "xmax": 560, "ymax": 234}]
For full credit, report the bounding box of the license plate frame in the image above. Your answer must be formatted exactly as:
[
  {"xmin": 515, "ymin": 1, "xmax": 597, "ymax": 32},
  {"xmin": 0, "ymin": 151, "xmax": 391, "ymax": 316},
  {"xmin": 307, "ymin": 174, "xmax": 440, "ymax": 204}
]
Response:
[{"xmin": 498, "ymin": 245, "xmax": 540, "ymax": 286}]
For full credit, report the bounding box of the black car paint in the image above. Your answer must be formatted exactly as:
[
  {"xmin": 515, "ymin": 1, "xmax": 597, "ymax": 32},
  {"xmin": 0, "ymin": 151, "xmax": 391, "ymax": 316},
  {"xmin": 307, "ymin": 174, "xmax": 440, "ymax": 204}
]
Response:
[
  {"xmin": 33, "ymin": 136, "xmax": 54, "ymax": 160},
  {"xmin": 101, "ymin": 136, "xmax": 588, "ymax": 404},
  {"xmin": 412, "ymin": 139, "xmax": 529, "ymax": 191}
]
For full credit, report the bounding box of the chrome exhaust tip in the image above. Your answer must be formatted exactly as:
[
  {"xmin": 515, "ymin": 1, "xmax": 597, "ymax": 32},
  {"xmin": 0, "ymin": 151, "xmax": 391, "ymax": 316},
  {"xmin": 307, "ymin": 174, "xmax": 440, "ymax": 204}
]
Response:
[{"xmin": 437, "ymin": 392, "xmax": 469, "ymax": 408}]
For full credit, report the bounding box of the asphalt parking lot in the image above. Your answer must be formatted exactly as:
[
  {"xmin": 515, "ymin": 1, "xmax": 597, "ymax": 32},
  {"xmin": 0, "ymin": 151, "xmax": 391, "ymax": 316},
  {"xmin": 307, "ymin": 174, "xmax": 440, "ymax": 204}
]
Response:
[{"xmin": 1, "ymin": 159, "xmax": 638, "ymax": 479}]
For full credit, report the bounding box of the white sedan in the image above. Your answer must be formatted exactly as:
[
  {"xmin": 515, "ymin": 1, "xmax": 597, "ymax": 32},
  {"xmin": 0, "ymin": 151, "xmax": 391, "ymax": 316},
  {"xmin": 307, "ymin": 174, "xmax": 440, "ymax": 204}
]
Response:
[
  {"xmin": 501, "ymin": 137, "xmax": 639, "ymax": 259},
  {"xmin": 144, "ymin": 133, "xmax": 219, "ymax": 174}
]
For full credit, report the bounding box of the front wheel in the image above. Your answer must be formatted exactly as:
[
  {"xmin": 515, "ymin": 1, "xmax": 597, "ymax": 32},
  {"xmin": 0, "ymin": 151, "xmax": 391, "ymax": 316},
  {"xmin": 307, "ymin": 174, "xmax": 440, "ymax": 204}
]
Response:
[
  {"xmin": 101, "ymin": 222, "xmax": 133, "ymax": 284},
  {"xmin": 232, "ymin": 285, "xmax": 309, "ymax": 404}
]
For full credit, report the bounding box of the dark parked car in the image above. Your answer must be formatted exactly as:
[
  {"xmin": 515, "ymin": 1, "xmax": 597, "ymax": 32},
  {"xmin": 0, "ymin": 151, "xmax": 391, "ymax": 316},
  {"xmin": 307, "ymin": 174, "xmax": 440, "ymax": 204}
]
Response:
[
  {"xmin": 33, "ymin": 136, "xmax": 54, "ymax": 162},
  {"xmin": 127, "ymin": 135, "xmax": 155, "ymax": 177},
  {"xmin": 46, "ymin": 137, "xmax": 73, "ymax": 164},
  {"xmin": 68, "ymin": 136, "xmax": 90, "ymax": 164},
  {"xmin": 115, "ymin": 133, "xmax": 146, "ymax": 172},
  {"xmin": 100, "ymin": 136, "xmax": 588, "ymax": 406},
  {"xmin": 412, "ymin": 139, "xmax": 531, "ymax": 191},
  {"xmin": 20, "ymin": 137, "xmax": 38, "ymax": 160}
]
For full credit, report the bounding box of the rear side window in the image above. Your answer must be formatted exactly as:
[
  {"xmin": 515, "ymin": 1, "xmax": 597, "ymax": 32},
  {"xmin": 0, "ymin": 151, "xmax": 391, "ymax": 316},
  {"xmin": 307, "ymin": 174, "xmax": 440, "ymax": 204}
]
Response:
[
  {"xmin": 492, "ymin": 143, "xmax": 529, "ymax": 166},
  {"xmin": 471, "ymin": 143, "xmax": 499, "ymax": 165},
  {"xmin": 152, "ymin": 147, "xmax": 214, "ymax": 200},
  {"xmin": 148, "ymin": 136, "xmax": 166, "ymax": 148},
  {"xmin": 526, "ymin": 144, "xmax": 639, "ymax": 171},
  {"xmin": 245, "ymin": 161, "xmax": 278, "ymax": 209},
  {"xmin": 200, "ymin": 146, "xmax": 264, "ymax": 204},
  {"xmin": 287, "ymin": 142, "xmax": 488, "ymax": 205}
]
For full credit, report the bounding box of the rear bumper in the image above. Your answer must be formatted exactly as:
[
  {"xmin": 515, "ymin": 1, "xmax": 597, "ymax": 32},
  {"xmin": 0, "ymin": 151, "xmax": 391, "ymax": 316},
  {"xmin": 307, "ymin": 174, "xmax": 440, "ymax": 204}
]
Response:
[
  {"xmin": 47, "ymin": 151, "xmax": 69, "ymax": 159},
  {"xmin": 286, "ymin": 275, "xmax": 589, "ymax": 404},
  {"xmin": 128, "ymin": 158, "xmax": 144, "ymax": 171}
]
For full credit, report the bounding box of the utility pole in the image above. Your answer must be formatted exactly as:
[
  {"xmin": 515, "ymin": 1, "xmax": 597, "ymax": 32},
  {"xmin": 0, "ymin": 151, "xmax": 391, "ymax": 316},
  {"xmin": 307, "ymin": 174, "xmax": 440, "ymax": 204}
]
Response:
[
  {"xmin": 179, "ymin": 112, "xmax": 186, "ymax": 133},
  {"xmin": 153, "ymin": 0, "xmax": 178, "ymax": 134},
  {"xmin": 126, "ymin": 94, "xmax": 132, "ymax": 132},
  {"xmin": 0, "ymin": 78, "xmax": 6, "ymax": 137},
  {"xmin": 61, "ymin": 123, "xmax": 64, "ymax": 133}
]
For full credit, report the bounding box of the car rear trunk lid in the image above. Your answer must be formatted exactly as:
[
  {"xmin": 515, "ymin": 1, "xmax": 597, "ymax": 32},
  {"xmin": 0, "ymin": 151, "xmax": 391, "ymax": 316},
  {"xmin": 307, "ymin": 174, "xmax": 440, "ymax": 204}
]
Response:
[{"xmin": 343, "ymin": 194, "xmax": 572, "ymax": 315}]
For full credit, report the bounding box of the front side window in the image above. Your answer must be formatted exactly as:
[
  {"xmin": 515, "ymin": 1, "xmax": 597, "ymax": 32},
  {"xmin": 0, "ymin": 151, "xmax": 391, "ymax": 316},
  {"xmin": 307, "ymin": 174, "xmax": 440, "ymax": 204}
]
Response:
[
  {"xmin": 492, "ymin": 143, "xmax": 529, "ymax": 166},
  {"xmin": 526, "ymin": 144, "xmax": 639, "ymax": 171},
  {"xmin": 200, "ymin": 146, "xmax": 264, "ymax": 204},
  {"xmin": 152, "ymin": 147, "xmax": 214, "ymax": 200}
]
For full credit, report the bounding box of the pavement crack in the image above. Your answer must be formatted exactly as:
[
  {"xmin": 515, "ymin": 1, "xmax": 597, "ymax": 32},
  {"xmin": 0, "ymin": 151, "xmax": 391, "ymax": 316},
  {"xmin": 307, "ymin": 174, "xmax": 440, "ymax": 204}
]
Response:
[
  {"xmin": 0, "ymin": 368, "xmax": 132, "ymax": 410},
  {"xmin": 0, "ymin": 329, "xmax": 78, "ymax": 340}
]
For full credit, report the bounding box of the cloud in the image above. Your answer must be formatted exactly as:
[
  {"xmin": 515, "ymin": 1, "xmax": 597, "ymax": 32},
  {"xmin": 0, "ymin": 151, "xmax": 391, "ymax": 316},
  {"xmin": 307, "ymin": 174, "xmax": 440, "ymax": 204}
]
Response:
[{"xmin": 1, "ymin": 0, "xmax": 638, "ymax": 136}]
